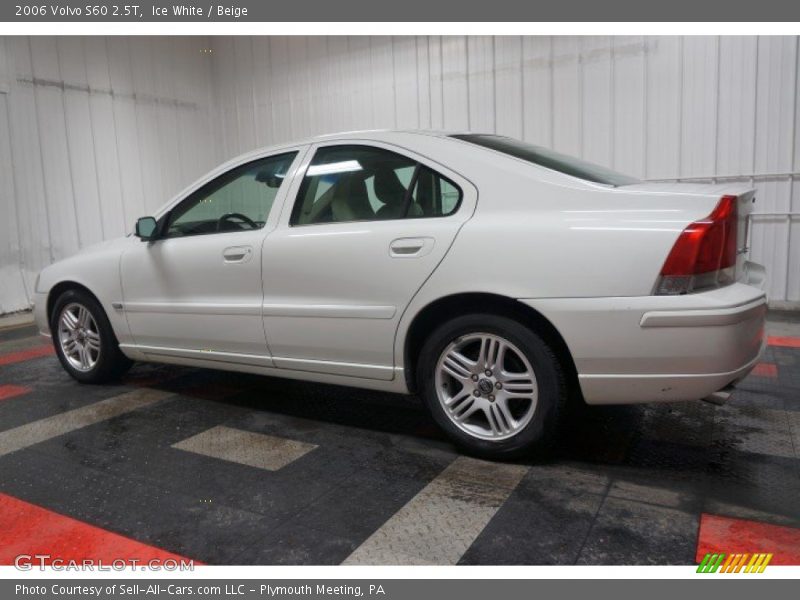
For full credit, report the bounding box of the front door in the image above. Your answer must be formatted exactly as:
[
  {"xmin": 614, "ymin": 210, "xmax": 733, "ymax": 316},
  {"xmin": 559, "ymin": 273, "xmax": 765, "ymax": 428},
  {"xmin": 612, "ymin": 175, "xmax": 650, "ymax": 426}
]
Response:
[
  {"xmin": 261, "ymin": 142, "xmax": 475, "ymax": 380},
  {"xmin": 120, "ymin": 149, "xmax": 302, "ymax": 364}
]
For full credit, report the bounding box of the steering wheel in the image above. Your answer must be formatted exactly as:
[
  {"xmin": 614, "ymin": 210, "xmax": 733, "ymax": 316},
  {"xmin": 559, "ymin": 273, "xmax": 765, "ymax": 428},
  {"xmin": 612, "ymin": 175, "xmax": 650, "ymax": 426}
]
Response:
[{"xmin": 217, "ymin": 212, "xmax": 258, "ymax": 231}]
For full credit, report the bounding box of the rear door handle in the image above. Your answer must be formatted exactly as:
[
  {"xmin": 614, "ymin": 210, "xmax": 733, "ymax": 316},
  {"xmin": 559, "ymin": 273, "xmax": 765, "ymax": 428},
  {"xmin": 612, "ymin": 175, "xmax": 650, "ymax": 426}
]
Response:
[
  {"xmin": 223, "ymin": 245, "xmax": 253, "ymax": 263},
  {"xmin": 389, "ymin": 237, "xmax": 434, "ymax": 258}
]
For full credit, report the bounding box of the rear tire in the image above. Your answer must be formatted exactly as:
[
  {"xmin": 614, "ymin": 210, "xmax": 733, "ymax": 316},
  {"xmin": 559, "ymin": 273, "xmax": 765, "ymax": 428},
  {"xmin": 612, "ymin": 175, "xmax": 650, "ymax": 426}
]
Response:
[
  {"xmin": 50, "ymin": 288, "xmax": 132, "ymax": 383},
  {"xmin": 417, "ymin": 313, "xmax": 566, "ymax": 459}
]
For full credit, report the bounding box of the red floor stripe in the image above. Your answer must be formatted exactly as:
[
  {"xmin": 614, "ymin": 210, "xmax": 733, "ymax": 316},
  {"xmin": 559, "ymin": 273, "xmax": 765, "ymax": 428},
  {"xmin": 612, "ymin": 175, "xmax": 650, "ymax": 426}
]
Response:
[
  {"xmin": 696, "ymin": 513, "xmax": 800, "ymax": 566},
  {"xmin": 0, "ymin": 384, "xmax": 32, "ymax": 401},
  {"xmin": 751, "ymin": 363, "xmax": 778, "ymax": 378},
  {"xmin": 0, "ymin": 493, "xmax": 200, "ymax": 566},
  {"xmin": 767, "ymin": 335, "xmax": 800, "ymax": 349},
  {"xmin": 0, "ymin": 345, "xmax": 54, "ymax": 367}
]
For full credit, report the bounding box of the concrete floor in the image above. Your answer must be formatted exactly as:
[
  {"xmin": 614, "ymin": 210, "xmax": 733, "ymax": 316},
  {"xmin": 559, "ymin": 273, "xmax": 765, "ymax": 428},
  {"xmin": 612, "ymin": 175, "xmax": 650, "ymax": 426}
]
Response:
[{"xmin": 0, "ymin": 312, "xmax": 798, "ymax": 565}]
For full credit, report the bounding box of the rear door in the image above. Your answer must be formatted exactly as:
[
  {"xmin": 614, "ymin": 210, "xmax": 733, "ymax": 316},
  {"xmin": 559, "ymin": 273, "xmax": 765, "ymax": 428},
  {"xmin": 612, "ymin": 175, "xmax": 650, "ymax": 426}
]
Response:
[{"xmin": 260, "ymin": 141, "xmax": 476, "ymax": 380}]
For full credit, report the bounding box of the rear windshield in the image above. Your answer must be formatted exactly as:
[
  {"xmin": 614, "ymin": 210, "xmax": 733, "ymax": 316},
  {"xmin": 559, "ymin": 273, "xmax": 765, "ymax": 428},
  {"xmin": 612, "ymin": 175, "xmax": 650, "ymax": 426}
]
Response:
[{"xmin": 451, "ymin": 134, "xmax": 640, "ymax": 187}]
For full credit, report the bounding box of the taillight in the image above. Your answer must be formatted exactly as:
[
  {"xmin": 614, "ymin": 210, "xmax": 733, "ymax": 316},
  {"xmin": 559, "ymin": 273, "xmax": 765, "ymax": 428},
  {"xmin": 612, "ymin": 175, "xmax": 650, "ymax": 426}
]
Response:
[{"xmin": 655, "ymin": 195, "xmax": 738, "ymax": 295}]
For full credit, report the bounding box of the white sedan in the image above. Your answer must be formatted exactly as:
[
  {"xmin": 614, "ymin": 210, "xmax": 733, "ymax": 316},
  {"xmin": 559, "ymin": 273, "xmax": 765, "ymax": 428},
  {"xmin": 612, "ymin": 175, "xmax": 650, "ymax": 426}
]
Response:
[{"xmin": 33, "ymin": 130, "xmax": 767, "ymax": 458}]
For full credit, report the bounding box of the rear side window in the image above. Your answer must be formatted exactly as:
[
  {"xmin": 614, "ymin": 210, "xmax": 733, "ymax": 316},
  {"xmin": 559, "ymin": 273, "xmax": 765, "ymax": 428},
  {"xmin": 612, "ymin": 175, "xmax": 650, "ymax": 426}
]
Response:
[
  {"xmin": 451, "ymin": 134, "xmax": 639, "ymax": 187},
  {"xmin": 291, "ymin": 145, "xmax": 462, "ymax": 225},
  {"xmin": 411, "ymin": 166, "xmax": 462, "ymax": 217}
]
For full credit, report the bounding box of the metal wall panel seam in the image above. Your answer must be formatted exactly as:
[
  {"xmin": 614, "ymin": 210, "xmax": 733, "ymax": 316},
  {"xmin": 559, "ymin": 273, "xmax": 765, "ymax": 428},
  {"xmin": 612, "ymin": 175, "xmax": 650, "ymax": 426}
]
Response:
[
  {"xmin": 81, "ymin": 39, "xmax": 107, "ymax": 242},
  {"xmin": 103, "ymin": 36, "xmax": 129, "ymax": 232},
  {"xmin": 27, "ymin": 37, "xmax": 57, "ymax": 265},
  {"xmin": 1, "ymin": 92, "xmax": 28, "ymax": 309},
  {"xmin": 786, "ymin": 37, "xmax": 799, "ymax": 298},
  {"xmin": 54, "ymin": 38, "xmax": 84, "ymax": 250}
]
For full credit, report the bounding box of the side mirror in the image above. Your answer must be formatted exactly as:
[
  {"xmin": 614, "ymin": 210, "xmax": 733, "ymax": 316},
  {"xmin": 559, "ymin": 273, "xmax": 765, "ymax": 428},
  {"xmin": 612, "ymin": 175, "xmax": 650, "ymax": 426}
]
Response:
[{"xmin": 135, "ymin": 217, "xmax": 158, "ymax": 241}]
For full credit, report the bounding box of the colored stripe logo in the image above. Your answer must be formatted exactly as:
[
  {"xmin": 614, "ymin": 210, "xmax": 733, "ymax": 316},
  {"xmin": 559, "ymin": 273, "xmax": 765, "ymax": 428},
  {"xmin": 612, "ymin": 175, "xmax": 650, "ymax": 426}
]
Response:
[{"xmin": 697, "ymin": 552, "xmax": 773, "ymax": 573}]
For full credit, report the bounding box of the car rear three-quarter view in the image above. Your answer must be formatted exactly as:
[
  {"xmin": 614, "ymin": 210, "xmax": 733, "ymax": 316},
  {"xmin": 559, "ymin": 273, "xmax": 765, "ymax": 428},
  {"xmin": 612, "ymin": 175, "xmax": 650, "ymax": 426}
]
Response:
[{"xmin": 32, "ymin": 130, "xmax": 767, "ymax": 459}]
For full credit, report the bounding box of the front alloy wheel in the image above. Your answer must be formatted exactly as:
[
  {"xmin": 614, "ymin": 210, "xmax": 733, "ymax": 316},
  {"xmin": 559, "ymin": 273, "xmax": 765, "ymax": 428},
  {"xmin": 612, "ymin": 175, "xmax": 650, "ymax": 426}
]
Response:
[
  {"xmin": 50, "ymin": 288, "xmax": 132, "ymax": 383},
  {"xmin": 57, "ymin": 302, "xmax": 102, "ymax": 372}
]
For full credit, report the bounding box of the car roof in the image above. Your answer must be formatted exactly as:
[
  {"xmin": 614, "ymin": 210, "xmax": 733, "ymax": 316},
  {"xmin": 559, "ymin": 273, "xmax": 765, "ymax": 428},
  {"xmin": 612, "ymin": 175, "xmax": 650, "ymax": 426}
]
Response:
[
  {"xmin": 302, "ymin": 129, "xmax": 457, "ymax": 142},
  {"xmin": 247, "ymin": 129, "xmax": 479, "ymax": 155}
]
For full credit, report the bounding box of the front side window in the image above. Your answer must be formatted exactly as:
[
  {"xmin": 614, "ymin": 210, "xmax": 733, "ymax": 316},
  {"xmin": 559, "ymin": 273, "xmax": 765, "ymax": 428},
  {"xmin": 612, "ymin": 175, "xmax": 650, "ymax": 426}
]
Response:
[
  {"xmin": 164, "ymin": 152, "xmax": 297, "ymax": 238},
  {"xmin": 290, "ymin": 145, "xmax": 462, "ymax": 225}
]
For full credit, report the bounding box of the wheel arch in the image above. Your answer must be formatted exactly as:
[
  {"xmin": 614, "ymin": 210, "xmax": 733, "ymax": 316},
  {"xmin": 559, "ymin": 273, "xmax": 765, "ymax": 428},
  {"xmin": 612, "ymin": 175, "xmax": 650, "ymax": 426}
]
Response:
[
  {"xmin": 47, "ymin": 281, "xmax": 105, "ymax": 325},
  {"xmin": 402, "ymin": 292, "xmax": 581, "ymax": 401}
]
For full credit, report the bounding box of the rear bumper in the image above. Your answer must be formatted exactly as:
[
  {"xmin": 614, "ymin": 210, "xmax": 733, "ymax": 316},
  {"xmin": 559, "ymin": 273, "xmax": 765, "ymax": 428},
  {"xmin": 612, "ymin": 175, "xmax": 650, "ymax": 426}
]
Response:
[
  {"xmin": 519, "ymin": 280, "xmax": 767, "ymax": 405},
  {"xmin": 575, "ymin": 347, "xmax": 763, "ymax": 405}
]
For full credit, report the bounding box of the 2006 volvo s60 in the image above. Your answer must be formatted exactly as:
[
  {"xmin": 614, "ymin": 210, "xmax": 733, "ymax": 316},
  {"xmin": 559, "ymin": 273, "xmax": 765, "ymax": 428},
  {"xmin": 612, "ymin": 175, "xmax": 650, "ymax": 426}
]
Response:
[{"xmin": 33, "ymin": 130, "xmax": 767, "ymax": 457}]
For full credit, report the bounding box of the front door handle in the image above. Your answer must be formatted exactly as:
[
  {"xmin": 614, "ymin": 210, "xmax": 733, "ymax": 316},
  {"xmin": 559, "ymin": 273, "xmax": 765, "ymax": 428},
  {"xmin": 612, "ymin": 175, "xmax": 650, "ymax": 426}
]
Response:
[
  {"xmin": 389, "ymin": 237, "xmax": 434, "ymax": 258},
  {"xmin": 223, "ymin": 245, "xmax": 253, "ymax": 263}
]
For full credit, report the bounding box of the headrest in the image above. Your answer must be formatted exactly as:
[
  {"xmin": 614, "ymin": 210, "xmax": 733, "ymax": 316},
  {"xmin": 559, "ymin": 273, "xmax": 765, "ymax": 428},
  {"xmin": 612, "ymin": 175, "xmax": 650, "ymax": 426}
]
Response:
[{"xmin": 373, "ymin": 168, "xmax": 407, "ymax": 207}]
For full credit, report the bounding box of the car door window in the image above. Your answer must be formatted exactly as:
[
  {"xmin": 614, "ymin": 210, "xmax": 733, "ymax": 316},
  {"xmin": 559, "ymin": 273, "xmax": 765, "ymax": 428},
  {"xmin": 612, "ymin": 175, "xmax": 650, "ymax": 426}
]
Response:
[
  {"xmin": 410, "ymin": 165, "xmax": 463, "ymax": 218},
  {"xmin": 164, "ymin": 152, "xmax": 297, "ymax": 238},
  {"xmin": 290, "ymin": 145, "xmax": 462, "ymax": 225}
]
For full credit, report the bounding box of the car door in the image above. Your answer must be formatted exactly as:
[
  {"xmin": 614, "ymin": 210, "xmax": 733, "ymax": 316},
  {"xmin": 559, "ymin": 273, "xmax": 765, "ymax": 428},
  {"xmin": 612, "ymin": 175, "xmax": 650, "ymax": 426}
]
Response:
[
  {"xmin": 119, "ymin": 149, "xmax": 304, "ymax": 365},
  {"xmin": 261, "ymin": 141, "xmax": 476, "ymax": 380}
]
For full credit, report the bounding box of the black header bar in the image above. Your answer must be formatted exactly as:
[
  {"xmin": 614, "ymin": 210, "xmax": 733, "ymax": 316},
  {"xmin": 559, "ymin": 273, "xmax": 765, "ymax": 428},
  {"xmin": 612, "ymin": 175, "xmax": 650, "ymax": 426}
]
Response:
[{"xmin": 3, "ymin": 0, "xmax": 800, "ymax": 22}]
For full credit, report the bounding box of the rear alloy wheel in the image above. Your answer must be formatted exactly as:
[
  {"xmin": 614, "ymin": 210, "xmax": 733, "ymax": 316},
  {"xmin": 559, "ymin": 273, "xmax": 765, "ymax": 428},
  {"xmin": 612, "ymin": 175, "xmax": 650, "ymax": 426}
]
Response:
[
  {"xmin": 50, "ymin": 289, "xmax": 132, "ymax": 383},
  {"xmin": 418, "ymin": 314, "xmax": 566, "ymax": 459},
  {"xmin": 436, "ymin": 333, "xmax": 538, "ymax": 441}
]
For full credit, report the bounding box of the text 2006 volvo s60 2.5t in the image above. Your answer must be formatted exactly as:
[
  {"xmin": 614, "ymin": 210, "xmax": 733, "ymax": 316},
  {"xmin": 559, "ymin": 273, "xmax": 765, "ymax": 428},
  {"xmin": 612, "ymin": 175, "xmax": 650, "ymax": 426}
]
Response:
[{"xmin": 33, "ymin": 130, "xmax": 767, "ymax": 458}]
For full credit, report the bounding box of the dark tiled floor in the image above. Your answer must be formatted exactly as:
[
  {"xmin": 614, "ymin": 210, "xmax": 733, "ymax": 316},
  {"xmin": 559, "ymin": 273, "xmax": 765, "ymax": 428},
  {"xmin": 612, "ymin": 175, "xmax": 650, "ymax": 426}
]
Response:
[{"xmin": 1, "ymin": 325, "xmax": 799, "ymax": 565}]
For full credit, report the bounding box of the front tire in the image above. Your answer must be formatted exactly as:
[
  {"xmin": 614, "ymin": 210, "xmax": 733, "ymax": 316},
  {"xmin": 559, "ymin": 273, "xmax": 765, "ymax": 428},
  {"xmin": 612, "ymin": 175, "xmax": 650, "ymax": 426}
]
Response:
[
  {"xmin": 417, "ymin": 313, "xmax": 566, "ymax": 459},
  {"xmin": 50, "ymin": 289, "xmax": 132, "ymax": 383}
]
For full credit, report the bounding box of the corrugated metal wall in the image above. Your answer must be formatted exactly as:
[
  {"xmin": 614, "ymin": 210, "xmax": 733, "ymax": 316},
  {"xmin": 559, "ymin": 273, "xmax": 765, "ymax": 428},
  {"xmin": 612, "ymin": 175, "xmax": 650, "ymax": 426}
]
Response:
[
  {"xmin": 1, "ymin": 36, "xmax": 798, "ymax": 314},
  {"xmin": 0, "ymin": 36, "xmax": 217, "ymax": 314},
  {"xmin": 212, "ymin": 36, "xmax": 800, "ymax": 309}
]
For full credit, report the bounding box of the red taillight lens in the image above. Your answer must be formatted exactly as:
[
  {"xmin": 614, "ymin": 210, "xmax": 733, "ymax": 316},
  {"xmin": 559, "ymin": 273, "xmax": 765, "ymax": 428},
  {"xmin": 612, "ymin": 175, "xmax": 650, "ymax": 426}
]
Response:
[{"xmin": 656, "ymin": 195, "xmax": 738, "ymax": 295}]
